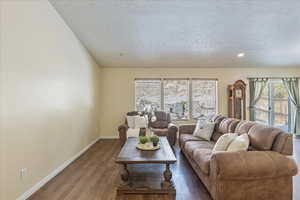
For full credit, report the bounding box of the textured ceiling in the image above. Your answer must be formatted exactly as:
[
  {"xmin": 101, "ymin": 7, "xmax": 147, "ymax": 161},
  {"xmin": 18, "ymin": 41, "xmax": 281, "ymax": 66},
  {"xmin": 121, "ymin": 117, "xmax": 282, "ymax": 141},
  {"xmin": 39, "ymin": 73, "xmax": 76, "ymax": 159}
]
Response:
[{"xmin": 50, "ymin": 0, "xmax": 300, "ymax": 68}]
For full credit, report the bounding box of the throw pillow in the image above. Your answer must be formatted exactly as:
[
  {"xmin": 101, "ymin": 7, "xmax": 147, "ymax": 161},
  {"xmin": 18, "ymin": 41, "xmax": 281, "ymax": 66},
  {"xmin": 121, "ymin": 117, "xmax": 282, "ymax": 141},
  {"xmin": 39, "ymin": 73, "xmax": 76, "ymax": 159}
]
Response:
[
  {"xmin": 227, "ymin": 133, "xmax": 250, "ymax": 152},
  {"xmin": 212, "ymin": 133, "xmax": 238, "ymax": 153},
  {"xmin": 126, "ymin": 115, "xmax": 137, "ymax": 128},
  {"xmin": 126, "ymin": 128, "xmax": 140, "ymax": 138},
  {"xmin": 193, "ymin": 121, "xmax": 215, "ymax": 141},
  {"xmin": 193, "ymin": 119, "xmax": 206, "ymax": 132},
  {"xmin": 135, "ymin": 116, "xmax": 147, "ymax": 128}
]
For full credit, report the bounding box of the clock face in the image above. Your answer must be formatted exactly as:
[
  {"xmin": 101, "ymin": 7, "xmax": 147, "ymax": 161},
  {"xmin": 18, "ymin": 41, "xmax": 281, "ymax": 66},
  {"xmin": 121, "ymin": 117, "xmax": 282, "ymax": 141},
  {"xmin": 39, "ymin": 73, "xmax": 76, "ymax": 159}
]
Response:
[{"xmin": 235, "ymin": 89, "xmax": 242, "ymax": 98}]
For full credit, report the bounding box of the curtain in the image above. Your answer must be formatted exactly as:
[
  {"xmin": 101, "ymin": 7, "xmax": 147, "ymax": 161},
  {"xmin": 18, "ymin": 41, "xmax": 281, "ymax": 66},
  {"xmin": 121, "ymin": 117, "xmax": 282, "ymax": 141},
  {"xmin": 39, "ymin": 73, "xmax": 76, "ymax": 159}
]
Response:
[
  {"xmin": 282, "ymin": 78, "xmax": 300, "ymax": 134},
  {"xmin": 249, "ymin": 78, "xmax": 268, "ymax": 121}
]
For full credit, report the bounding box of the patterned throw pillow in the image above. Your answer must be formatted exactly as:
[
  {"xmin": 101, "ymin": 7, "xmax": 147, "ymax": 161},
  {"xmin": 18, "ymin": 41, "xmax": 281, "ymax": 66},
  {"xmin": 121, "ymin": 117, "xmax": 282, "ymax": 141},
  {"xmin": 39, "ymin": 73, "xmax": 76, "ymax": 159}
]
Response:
[
  {"xmin": 227, "ymin": 134, "xmax": 250, "ymax": 152},
  {"xmin": 134, "ymin": 116, "xmax": 147, "ymax": 128},
  {"xmin": 212, "ymin": 133, "xmax": 238, "ymax": 153},
  {"xmin": 126, "ymin": 115, "xmax": 137, "ymax": 128},
  {"xmin": 194, "ymin": 119, "xmax": 206, "ymax": 130},
  {"xmin": 193, "ymin": 121, "xmax": 216, "ymax": 141}
]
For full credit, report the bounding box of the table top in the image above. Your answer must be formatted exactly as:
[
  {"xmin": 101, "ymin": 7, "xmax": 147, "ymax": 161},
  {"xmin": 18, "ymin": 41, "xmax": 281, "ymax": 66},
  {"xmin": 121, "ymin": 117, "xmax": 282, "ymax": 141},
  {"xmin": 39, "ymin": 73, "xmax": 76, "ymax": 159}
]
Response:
[{"xmin": 115, "ymin": 137, "xmax": 177, "ymax": 164}]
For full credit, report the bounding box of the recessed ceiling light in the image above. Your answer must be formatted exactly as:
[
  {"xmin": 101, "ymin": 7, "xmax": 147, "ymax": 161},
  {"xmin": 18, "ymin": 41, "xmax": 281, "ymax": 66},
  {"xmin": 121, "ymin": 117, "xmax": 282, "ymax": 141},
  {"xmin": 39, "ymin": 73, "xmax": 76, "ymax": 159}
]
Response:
[{"xmin": 237, "ymin": 53, "xmax": 245, "ymax": 57}]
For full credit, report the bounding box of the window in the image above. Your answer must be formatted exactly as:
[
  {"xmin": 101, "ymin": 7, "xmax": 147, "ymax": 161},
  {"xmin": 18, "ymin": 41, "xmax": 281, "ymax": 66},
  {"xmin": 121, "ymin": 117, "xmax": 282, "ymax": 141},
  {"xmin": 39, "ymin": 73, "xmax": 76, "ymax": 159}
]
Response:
[
  {"xmin": 135, "ymin": 79, "xmax": 161, "ymax": 111},
  {"xmin": 253, "ymin": 80, "xmax": 290, "ymax": 131},
  {"xmin": 164, "ymin": 79, "xmax": 189, "ymax": 120},
  {"xmin": 134, "ymin": 78, "xmax": 217, "ymax": 120},
  {"xmin": 191, "ymin": 80, "xmax": 217, "ymax": 119}
]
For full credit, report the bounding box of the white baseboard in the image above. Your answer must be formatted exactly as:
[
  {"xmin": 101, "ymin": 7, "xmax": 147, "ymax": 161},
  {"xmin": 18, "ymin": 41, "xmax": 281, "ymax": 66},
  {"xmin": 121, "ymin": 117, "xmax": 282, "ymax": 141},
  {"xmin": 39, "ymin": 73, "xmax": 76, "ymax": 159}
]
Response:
[
  {"xmin": 16, "ymin": 136, "xmax": 101, "ymax": 200},
  {"xmin": 99, "ymin": 135, "xmax": 119, "ymax": 139}
]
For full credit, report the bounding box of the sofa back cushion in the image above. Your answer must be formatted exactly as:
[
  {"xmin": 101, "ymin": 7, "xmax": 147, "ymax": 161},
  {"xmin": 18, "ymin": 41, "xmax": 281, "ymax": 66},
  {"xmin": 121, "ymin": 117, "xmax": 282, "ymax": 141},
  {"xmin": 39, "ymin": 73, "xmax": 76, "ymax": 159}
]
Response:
[
  {"xmin": 149, "ymin": 111, "xmax": 171, "ymax": 128},
  {"xmin": 212, "ymin": 118, "xmax": 240, "ymax": 142},
  {"xmin": 208, "ymin": 115, "xmax": 224, "ymax": 141},
  {"xmin": 151, "ymin": 121, "xmax": 169, "ymax": 128},
  {"xmin": 235, "ymin": 121, "xmax": 256, "ymax": 135},
  {"xmin": 212, "ymin": 132, "xmax": 222, "ymax": 142},
  {"xmin": 210, "ymin": 115, "xmax": 225, "ymax": 126},
  {"xmin": 218, "ymin": 118, "xmax": 240, "ymax": 133},
  {"xmin": 154, "ymin": 111, "xmax": 171, "ymax": 122},
  {"xmin": 248, "ymin": 124, "xmax": 283, "ymax": 151}
]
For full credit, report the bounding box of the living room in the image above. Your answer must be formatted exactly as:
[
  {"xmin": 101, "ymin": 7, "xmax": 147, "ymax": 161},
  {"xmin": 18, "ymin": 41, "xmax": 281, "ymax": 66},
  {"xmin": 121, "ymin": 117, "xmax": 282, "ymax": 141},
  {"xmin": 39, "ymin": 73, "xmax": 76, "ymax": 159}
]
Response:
[{"xmin": 1, "ymin": 0, "xmax": 299, "ymax": 200}]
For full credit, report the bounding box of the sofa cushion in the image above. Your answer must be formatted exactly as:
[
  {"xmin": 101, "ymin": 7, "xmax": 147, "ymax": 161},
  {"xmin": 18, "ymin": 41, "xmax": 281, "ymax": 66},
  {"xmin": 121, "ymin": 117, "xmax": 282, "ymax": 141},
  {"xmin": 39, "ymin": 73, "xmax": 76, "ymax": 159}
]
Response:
[
  {"xmin": 248, "ymin": 124, "xmax": 283, "ymax": 150},
  {"xmin": 151, "ymin": 121, "xmax": 169, "ymax": 128},
  {"xmin": 217, "ymin": 118, "xmax": 239, "ymax": 134},
  {"xmin": 211, "ymin": 131, "xmax": 223, "ymax": 142},
  {"xmin": 152, "ymin": 128, "xmax": 168, "ymax": 136},
  {"xmin": 227, "ymin": 119, "xmax": 240, "ymax": 132},
  {"xmin": 193, "ymin": 148, "xmax": 213, "ymax": 175},
  {"xmin": 180, "ymin": 134, "xmax": 204, "ymax": 147},
  {"xmin": 235, "ymin": 121, "xmax": 256, "ymax": 135},
  {"xmin": 210, "ymin": 114, "xmax": 224, "ymax": 121},
  {"xmin": 212, "ymin": 118, "xmax": 240, "ymax": 142},
  {"xmin": 184, "ymin": 141, "xmax": 214, "ymax": 158},
  {"xmin": 212, "ymin": 115, "xmax": 227, "ymax": 130},
  {"xmin": 247, "ymin": 146, "xmax": 258, "ymax": 151},
  {"xmin": 154, "ymin": 111, "xmax": 171, "ymax": 122}
]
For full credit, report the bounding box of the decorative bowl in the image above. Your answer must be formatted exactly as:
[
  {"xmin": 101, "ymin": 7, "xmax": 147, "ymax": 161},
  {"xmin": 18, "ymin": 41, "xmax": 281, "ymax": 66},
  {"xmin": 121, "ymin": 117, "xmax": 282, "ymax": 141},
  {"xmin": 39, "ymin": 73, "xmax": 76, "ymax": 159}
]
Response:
[{"xmin": 136, "ymin": 142, "xmax": 160, "ymax": 151}]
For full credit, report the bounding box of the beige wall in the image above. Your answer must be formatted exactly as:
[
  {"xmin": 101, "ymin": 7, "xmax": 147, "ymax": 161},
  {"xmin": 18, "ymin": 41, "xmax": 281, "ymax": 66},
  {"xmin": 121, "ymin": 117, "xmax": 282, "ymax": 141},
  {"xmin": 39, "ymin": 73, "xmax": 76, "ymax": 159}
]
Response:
[
  {"xmin": 100, "ymin": 67, "xmax": 300, "ymax": 137},
  {"xmin": 0, "ymin": 1, "xmax": 102, "ymax": 199}
]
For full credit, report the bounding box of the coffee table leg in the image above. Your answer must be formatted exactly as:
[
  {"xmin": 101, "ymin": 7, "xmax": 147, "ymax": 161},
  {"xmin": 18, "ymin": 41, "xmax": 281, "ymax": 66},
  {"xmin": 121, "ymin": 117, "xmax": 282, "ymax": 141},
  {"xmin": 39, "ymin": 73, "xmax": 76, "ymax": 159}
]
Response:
[
  {"xmin": 161, "ymin": 164, "xmax": 174, "ymax": 189},
  {"xmin": 120, "ymin": 164, "xmax": 130, "ymax": 186}
]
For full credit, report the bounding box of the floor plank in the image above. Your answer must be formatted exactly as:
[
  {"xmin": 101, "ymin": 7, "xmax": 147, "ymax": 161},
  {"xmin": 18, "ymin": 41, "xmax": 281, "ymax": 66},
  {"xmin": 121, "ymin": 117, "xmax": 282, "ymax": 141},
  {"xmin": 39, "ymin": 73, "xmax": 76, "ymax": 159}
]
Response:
[{"xmin": 29, "ymin": 138, "xmax": 300, "ymax": 200}]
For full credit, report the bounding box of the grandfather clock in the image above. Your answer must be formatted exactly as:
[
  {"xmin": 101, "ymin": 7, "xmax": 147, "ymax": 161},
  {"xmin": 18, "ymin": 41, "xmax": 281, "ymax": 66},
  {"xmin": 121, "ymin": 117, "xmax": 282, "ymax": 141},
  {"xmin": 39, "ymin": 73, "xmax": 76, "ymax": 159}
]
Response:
[{"xmin": 228, "ymin": 80, "xmax": 246, "ymax": 120}]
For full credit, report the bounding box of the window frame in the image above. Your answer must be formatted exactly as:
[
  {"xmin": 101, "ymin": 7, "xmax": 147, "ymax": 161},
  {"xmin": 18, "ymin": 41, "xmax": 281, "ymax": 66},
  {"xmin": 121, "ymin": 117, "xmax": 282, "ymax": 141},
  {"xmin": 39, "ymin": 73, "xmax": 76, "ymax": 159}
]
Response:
[{"xmin": 134, "ymin": 78, "xmax": 218, "ymax": 121}]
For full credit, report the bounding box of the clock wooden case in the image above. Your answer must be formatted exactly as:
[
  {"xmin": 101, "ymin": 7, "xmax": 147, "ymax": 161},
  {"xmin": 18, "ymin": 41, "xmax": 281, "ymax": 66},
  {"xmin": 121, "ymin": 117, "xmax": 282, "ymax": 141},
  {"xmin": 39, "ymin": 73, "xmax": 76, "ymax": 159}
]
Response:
[{"xmin": 228, "ymin": 80, "xmax": 246, "ymax": 120}]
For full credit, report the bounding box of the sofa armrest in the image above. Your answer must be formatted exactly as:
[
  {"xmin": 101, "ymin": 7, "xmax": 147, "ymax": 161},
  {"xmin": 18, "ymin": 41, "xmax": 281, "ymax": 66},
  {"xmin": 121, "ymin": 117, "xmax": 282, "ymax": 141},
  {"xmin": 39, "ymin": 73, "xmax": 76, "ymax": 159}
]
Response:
[
  {"xmin": 210, "ymin": 151, "xmax": 298, "ymax": 181},
  {"xmin": 118, "ymin": 124, "xmax": 128, "ymax": 146},
  {"xmin": 168, "ymin": 123, "xmax": 178, "ymax": 131},
  {"xmin": 167, "ymin": 123, "xmax": 178, "ymax": 146},
  {"xmin": 118, "ymin": 123, "xmax": 128, "ymax": 132},
  {"xmin": 179, "ymin": 124, "xmax": 196, "ymax": 135}
]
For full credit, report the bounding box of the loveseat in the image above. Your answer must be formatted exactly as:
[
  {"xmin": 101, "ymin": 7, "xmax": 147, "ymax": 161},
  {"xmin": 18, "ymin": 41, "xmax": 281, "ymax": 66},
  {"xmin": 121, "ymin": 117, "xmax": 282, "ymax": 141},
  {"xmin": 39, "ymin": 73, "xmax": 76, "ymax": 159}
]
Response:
[
  {"xmin": 118, "ymin": 111, "xmax": 178, "ymax": 146},
  {"xmin": 179, "ymin": 115, "xmax": 298, "ymax": 200}
]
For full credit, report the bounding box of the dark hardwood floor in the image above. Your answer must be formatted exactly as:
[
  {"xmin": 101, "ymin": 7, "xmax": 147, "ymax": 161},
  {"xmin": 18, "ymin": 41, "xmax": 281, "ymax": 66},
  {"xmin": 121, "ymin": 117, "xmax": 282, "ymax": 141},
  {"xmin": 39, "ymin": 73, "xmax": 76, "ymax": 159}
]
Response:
[{"xmin": 29, "ymin": 138, "xmax": 300, "ymax": 200}]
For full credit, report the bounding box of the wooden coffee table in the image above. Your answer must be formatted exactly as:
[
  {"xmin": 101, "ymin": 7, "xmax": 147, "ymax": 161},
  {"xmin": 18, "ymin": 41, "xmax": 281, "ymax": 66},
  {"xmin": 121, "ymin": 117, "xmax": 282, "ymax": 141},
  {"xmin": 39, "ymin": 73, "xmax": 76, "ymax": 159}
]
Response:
[{"xmin": 115, "ymin": 137, "xmax": 177, "ymax": 198}]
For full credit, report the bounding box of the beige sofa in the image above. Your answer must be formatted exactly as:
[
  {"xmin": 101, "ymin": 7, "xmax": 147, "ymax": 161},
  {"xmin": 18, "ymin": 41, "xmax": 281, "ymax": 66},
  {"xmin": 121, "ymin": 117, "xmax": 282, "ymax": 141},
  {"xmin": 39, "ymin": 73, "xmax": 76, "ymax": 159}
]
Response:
[{"xmin": 179, "ymin": 115, "xmax": 298, "ymax": 200}]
